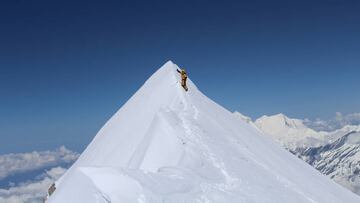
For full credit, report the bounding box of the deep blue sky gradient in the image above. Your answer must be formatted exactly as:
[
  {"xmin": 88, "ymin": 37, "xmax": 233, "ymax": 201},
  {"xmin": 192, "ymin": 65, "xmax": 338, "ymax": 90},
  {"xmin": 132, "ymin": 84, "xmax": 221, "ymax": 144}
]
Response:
[{"xmin": 1, "ymin": 0, "xmax": 360, "ymax": 153}]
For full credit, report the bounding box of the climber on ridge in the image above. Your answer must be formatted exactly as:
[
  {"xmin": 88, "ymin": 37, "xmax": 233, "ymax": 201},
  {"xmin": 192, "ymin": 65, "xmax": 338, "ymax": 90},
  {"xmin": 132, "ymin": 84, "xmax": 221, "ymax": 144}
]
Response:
[{"xmin": 177, "ymin": 68, "xmax": 188, "ymax": 91}]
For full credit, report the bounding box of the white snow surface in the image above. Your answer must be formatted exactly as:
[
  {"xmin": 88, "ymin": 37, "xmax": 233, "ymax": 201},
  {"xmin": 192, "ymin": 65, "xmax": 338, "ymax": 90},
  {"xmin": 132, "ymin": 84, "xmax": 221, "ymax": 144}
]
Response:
[{"xmin": 48, "ymin": 61, "xmax": 360, "ymax": 203}]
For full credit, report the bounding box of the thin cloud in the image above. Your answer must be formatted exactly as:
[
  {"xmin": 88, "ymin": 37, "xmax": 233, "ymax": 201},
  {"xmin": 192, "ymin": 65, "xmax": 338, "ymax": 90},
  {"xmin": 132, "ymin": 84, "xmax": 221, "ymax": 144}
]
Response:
[
  {"xmin": 0, "ymin": 146, "xmax": 78, "ymax": 180},
  {"xmin": 304, "ymin": 112, "xmax": 360, "ymax": 131},
  {"xmin": 0, "ymin": 167, "xmax": 67, "ymax": 203}
]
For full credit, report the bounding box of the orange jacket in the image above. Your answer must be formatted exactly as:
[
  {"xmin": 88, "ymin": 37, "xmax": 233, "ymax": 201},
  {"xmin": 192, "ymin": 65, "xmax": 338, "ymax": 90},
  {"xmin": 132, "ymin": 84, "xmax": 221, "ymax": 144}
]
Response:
[{"xmin": 177, "ymin": 69, "xmax": 187, "ymax": 80}]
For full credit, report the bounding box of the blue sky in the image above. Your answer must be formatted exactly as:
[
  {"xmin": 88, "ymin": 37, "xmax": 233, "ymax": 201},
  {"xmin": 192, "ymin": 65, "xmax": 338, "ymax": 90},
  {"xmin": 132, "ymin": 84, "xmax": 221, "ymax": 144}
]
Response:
[{"xmin": 1, "ymin": 0, "xmax": 360, "ymax": 154}]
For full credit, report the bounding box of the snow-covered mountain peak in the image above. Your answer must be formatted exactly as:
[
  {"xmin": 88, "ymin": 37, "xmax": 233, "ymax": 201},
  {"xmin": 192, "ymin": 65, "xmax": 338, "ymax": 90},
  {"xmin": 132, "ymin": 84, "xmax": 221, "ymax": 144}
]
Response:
[
  {"xmin": 143, "ymin": 60, "xmax": 188, "ymax": 89},
  {"xmin": 63, "ymin": 61, "xmax": 198, "ymax": 170},
  {"xmin": 254, "ymin": 113, "xmax": 360, "ymax": 147},
  {"xmin": 254, "ymin": 114, "xmax": 324, "ymax": 148},
  {"xmin": 48, "ymin": 62, "xmax": 360, "ymax": 203},
  {"xmin": 257, "ymin": 113, "xmax": 305, "ymax": 129},
  {"xmin": 233, "ymin": 112, "xmax": 308, "ymax": 132}
]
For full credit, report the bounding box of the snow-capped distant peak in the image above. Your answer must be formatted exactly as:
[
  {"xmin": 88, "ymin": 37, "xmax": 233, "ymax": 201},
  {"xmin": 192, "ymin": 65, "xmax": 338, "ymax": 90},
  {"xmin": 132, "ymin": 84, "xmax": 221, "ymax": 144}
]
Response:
[
  {"xmin": 257, "ymin": 113, "xmax": 305, "ymax": 129},
  {"xmin": 254, "ymin": 113, "xmax": 326, "ymax": 148},
  {"xmin": 255, "ymin": 113, "xmax": 308, "ymax": 133}
]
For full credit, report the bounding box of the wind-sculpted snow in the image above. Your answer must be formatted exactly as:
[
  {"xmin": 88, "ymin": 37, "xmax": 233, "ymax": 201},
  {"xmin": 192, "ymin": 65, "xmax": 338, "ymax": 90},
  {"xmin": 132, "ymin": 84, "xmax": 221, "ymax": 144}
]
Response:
[{"xmin": 48, "ymin": 61, "xmax": 360, "ymax": 203}]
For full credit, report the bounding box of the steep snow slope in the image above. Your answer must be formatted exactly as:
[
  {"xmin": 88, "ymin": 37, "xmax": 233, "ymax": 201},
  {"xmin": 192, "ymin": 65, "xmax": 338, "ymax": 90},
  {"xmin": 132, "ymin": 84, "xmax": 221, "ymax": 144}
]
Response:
[
  {"xmin": 253, "ymin": 113, "xmax": 360, "ymax": 195},
  {"xmin": 48, "ymin": 61, "xmax": 360, "ymax": 203}
]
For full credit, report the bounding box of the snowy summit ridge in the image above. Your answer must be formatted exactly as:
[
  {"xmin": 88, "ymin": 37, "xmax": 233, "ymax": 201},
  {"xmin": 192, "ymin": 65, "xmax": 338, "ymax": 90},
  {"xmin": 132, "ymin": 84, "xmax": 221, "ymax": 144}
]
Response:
[{"xmin": 48, "ymin": 61, "xmax": 360, "ymax": 203}]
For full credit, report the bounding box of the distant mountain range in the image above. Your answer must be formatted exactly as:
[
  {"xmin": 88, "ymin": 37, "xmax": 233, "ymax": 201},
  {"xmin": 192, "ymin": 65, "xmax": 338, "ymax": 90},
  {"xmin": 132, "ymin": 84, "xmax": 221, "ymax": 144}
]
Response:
[{"xmin": 234, "ymin": 112, "xmax": 360, "ymax": 195}]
